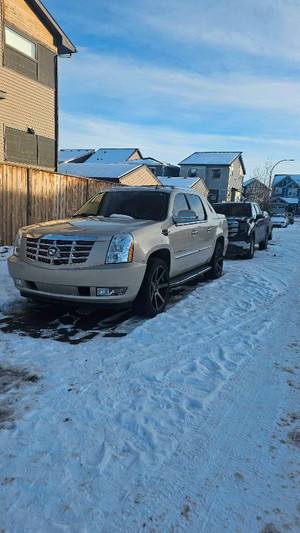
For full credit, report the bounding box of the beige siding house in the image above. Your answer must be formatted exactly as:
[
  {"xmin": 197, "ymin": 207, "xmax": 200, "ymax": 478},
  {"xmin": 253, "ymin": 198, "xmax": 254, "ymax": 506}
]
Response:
[
  {"xmin": 0, "ymin": 0, "xmax": 76, "ymax": 170},
  {"xmin": 58, "ymin": 162, "xmax": 161, "ymax": 186},
  {"xmin": 179, "ymin": 152, "xmax": 246, "ymax": 203},
  {"xmin": 159, "ymin": 177, "xmax": 209, "ymax": 198}
]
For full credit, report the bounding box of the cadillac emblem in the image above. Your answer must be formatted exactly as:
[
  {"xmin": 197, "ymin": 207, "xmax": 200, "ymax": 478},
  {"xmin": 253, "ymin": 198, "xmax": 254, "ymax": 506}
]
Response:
[{"xmin": 47, "ymin": 246, "xmax": 59, "ymax": 258}]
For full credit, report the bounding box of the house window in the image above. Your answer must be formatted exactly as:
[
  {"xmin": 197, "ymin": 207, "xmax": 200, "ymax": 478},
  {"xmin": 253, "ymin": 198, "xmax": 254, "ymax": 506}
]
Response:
[
  {"xmin": 4, "ymin": 25, "xmax": 56, "ymax": 88},
  {"xmin": 188, "ymin": 168, "xmax": 197, "ymax": 177},
  {"xmin": 211, "ymin": 168, "xmax": 221, "ymax": 179},
  {"xmin": 5, "ymin": 27, "xmax": 36, "ymax": 59},
  {"xmin": 208, "ymin": 190, "xmax": 219, "ymax": 203}
]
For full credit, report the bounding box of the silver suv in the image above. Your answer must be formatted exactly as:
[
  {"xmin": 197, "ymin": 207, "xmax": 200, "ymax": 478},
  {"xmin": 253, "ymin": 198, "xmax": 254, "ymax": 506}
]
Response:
[{"xmin": 8, "ymin": 187, "xmax": 228, "ymax": 317}]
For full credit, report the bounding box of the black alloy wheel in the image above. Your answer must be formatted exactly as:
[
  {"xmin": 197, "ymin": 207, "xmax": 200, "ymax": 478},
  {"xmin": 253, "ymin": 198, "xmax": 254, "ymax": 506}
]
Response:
[
  {"xmin": 205, "ymin": 241, "xmax": 224, "ymax": 279},
  {"xmin": 134, "ymin": 258, "xmax": 170, "ymax": 318}
]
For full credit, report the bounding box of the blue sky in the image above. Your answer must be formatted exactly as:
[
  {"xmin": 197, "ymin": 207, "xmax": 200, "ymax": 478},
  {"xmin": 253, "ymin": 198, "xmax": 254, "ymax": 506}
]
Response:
[{"xmin": 46, "ymin": 0, "xmax": 300, "ymax": 175}]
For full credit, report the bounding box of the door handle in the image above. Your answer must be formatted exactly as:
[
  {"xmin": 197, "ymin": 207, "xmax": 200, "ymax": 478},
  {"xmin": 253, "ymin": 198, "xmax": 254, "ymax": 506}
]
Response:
[
  {"xmin": 207, "ymin": 227, "xmax": 212, "ymax": 232},
  {"xmin": 191, "ymin": 229, "xmax": 198, "ymax": 235}
]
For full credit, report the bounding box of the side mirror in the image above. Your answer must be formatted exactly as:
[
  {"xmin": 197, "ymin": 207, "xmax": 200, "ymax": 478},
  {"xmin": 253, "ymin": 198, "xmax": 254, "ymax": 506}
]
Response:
[
  {"xmin": 173, "ymin": 209, "xmax": 197, "ymax": 224},
  {"xmin": 256, "ymin": 213, "xmax": 264, "ymax": 220}
]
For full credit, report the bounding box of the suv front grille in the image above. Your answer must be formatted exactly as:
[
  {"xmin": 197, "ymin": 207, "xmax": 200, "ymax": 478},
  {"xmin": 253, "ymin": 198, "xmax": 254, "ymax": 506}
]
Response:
[
  {"xmin": 227, "ymin": 220, "xmax": 239, "ymax": 238},
  {"xmin": 26, "ymin": 236, "xmax": 96, "ymax": 265}
]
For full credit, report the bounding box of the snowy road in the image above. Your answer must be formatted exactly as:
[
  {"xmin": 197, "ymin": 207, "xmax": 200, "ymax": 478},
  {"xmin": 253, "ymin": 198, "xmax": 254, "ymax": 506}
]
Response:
[{"xmin": 0, "ymin": 224, "xmax": 299, "ymax": 532}]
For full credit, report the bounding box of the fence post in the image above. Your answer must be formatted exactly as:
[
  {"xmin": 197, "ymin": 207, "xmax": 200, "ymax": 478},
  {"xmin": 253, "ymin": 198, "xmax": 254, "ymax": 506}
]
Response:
[
  {"xmin": 26, "ymin": 168, "xmax": 32, "ymax": 226},
  {"xmin": 86, "ymin": 179, "xmax": 90, "ymax": 201}
]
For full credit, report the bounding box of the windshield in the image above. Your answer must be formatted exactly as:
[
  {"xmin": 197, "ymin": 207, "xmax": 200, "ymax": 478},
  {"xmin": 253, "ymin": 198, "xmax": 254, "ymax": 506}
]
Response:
[
  {"xmin": 73, "ymin": 190, "xmax": 170, "ymax": 221},
  {"xmin": 213, "ymin": 203, "xmax": 251, "ymax": 217}
]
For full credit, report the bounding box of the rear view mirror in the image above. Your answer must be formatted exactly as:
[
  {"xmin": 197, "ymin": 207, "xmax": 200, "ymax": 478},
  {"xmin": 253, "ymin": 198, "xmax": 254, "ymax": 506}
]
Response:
[{"xmin": 173, "ymin": 209, "xmax": 197, "ymax": 224}]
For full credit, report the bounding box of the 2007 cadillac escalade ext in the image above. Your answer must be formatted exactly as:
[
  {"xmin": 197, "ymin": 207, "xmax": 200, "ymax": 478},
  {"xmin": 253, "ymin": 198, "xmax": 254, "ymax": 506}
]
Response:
[{"xmin": 8, "ymin": 187, "xmax": 228, "ymax": 317}]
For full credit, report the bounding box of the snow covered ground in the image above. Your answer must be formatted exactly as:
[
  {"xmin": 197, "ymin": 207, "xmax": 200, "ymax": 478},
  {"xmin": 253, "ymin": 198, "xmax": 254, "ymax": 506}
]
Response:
[{"xmin": 0, "ymin": 224, "xmax": 299, "ymax": 532}]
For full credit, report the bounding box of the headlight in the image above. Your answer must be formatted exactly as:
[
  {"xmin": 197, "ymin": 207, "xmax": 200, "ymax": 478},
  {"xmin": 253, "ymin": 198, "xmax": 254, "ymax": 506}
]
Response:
[
  {"xmin": 105, "ymin": 233, "xmax": 134, "ymax": 264},
  {"xmin": 13, "ymin": 230, "xmax": 23, "ymax": 256}
]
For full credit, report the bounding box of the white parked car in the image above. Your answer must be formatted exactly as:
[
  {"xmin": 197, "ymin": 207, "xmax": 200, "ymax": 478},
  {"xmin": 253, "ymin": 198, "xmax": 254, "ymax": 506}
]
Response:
[{"xmin": 270, "ymin": 214, "xmax": 288, "ymax": 228}]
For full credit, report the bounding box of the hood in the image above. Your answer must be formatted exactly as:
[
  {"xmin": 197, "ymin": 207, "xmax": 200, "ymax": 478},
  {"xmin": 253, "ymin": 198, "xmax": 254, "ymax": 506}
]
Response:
[{"xmin": 23, "ymin": 217, "xmax": 153, "ymax": 241}]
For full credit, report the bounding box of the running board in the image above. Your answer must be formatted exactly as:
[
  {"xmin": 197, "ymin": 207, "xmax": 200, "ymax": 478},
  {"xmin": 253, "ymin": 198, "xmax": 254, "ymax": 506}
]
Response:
[{"xmin": 170, "ymin": 265, "xmax": 212, "ymax": 287}]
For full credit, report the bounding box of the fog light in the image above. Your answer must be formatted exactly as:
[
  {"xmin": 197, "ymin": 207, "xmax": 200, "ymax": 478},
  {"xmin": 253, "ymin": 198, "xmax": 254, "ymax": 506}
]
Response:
[
  {"xmin": 96, "ymin": 287, "xmax": 127, "ymax": 296},
  {"xmin": 14, "ymin": 278, "xmax": 24, "ymax": 287}
]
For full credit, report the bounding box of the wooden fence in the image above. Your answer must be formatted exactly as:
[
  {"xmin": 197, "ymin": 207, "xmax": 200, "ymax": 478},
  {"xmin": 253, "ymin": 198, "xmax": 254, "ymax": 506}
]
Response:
[{"xmin": 0, "ymin": 162, "xmax": 118, "ymax": 245}]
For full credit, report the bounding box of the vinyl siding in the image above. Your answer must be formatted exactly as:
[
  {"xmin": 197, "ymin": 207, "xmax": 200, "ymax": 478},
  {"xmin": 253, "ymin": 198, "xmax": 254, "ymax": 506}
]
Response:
[
  {"xmin": 120, "ymin": 166, "xmax": 160, "ymax": 186},
  {"xmin": 0, "ymin": 0, "xmax": 57, "ymax": 168},
  {"xmin": 3, "ymin": 0, "xmax": 56, "ymax": 52},
  {"xmin": 127, "ymin": 150, "xmax": 141, "ymax": 161},
  {"xmin": 191, "ymin": 179, "xmax": 209, "ymax": 198},
  {"xmin": 227, "ymin": 158, "xmax": 244, "ymax": 201}
]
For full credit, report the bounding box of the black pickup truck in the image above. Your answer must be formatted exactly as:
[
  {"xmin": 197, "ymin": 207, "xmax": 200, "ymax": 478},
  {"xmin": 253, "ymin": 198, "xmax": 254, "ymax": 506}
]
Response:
[{"xmin": 213, "ymin": 201, "xmax": 269, "ymax": 259}]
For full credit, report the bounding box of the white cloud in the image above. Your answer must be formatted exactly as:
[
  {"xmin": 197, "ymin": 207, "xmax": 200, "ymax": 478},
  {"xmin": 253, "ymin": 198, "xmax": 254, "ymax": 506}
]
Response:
[{"xmin": 61, "ymin": 51, "xmax": 300, "ymax": 116}]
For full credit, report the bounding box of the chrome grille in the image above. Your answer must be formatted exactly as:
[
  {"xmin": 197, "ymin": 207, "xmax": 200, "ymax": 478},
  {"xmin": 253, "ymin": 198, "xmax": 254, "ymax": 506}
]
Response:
[
  {"xmin": 227, "ymin": 220, "xmax": 239, "ymax": 238},
  {"xmin": 26, "ymin": 236, "xmax": 96, "ymax": 265}
]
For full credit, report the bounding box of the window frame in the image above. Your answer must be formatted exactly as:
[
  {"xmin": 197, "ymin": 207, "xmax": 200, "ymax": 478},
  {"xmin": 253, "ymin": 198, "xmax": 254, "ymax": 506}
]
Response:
[
  {"xmin": 211, "ymin": 168, "xmax": 222, "ymax": 179},
  {"xmin": 4, "ymin": 25, "xmax": 37, "ymax": 62}
]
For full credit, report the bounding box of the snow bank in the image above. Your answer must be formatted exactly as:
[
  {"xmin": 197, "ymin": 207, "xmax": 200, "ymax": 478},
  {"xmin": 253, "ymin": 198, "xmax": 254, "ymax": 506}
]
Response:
[{"xmin": 0, "ymin": 247, "xmax": 21, "ymax": 312}]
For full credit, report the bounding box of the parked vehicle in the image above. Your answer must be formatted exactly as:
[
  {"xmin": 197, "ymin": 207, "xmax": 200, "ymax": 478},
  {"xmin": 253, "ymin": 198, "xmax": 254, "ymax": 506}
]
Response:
[
  {"xmin": 213, "ymin": 201, "xmax": 269, "ymax": 259},
  {"xmin": 271, "ymin": 214, "xmax": 288, "ymax": 228},
  {"xmin": 8, "ymin": 187, "xmax": 228, "ymax": 317},
  {"xmin": 263, "ymin": 211, "xmax": 273, "ymax": 240},
  {"xmin": 286, "ymin": 212, "xmax": 294, "ymax": 225}
]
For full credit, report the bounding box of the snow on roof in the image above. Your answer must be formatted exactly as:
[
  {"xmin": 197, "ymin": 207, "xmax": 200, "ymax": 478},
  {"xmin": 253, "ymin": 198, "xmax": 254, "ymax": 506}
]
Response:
[
  {"xmin": 59, "ymin": 162, "xmax": 144, "ymax": 179},
  {"xmin": 279, "ymin": 197, "xmax": 299, "ymax": 204},
  {"xmin": 273, "ymin": 174, "xmax": 300, "ymax": 186},
  {"xmin": 85, "ymin": 148, "xmax": 140, "ymax": 163},
  {"xmin": 59, "ymin": 149, "xmax": 95, "ymax": 163},
  {"xmin": 243, "ymin": 178, "xmax": 255, "ymax": 187},
  {"xmin": 158, "ymin": 177, "xmax": 202, "ymax": 189},
  {"xmin": 179, "ymin": 151, "xmax": 242, "ymax": 165}
]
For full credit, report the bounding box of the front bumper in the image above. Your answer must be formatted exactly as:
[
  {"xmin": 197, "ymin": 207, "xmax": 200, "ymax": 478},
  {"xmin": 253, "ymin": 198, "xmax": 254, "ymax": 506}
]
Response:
[
  {"xmin": 8, "ymin": 255, "xmax": 147, "ymax": 305},
  {"xmin": 226, "ymin": 240, "xmax": 250, "ymax": 256}
]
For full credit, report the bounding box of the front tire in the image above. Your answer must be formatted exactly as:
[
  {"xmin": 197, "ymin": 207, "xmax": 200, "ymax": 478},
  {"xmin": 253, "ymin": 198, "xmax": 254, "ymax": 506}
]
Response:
[
  {"xmin": 259, "ymin": 232, "xmax": 268, "ymax": 250},
  {"xmin": 205, "ymin": 241, "xmax": 224, "ymax": 279},
  {"xmin": 243, "ymin": 235, "xmax": 255, "ymax": 259},
  {"xmin": 133, "ymin": 258, "xmax": 170, "ymax": 318}
]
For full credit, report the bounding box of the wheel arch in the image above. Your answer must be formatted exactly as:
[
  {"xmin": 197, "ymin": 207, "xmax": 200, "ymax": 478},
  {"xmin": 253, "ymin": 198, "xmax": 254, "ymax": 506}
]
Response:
[{"xmin": 147, "ymin": 248, "xmax": 171, "ymax": 271}]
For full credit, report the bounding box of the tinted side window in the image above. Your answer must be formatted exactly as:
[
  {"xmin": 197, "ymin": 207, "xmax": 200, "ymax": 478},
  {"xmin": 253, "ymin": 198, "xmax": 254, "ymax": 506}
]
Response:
[
  {"xmin": 187, "ymin": 194, "xmax": 206, "ymax": 220},
  {"xmin": 173, "ymin": 194, "xmax": 189, "ymax": 216}
]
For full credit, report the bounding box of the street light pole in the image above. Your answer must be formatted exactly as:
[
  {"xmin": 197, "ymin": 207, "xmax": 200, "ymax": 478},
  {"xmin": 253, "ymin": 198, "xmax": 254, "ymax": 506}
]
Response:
[{"xmin": 269, "ymin": 159, "xmax": 294, "ymax": 189}]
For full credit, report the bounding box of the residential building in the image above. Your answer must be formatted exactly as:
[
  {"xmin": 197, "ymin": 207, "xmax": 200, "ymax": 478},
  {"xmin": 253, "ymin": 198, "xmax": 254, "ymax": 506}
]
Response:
[
  {"xmin": 84, "ymin": 148, "xmax": 142, "ymax": 163},
  {"xmin": 158, "ymin": 177, "xmax": 209, "ymax": 198},
  {"xmin": 179, "ymin": 151, "xmax": 246, "ymax": 203},
  {"xmin": 128, "ymin": 158, "xmax": 179, "ymax": 177},
  {"xmin": 271, "ymin": 174, "xmax": 300, "ymax": 214},
  {"xmin": 0, "ymin": 0, "xmax": 76, "ymax": 170},
  {"xmin": 243, "ymin": 178, "xmax": 270, "ymax": 205},
  {"xmin": 59, "ymin": 162, "xmax": 161, "ymax": 186},
  {"xmin": 59, "ymin": 149, "xmax": 95, "ymax": 163}
]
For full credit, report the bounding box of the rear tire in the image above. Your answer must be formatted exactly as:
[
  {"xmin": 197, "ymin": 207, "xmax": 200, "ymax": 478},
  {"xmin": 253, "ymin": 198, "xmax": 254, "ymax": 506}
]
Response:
[
  {"xmin": 133, "ymin": 258, "xmax": 170, "ymax": 318},
  {"xmin": 243, "ymin": 235, "xmax": 255, "ymax": 259},
  {"xmin": 268, "ymin": 230, "xmax": 273, "ymax": 240},
  {"xmin": 205, "ymin": 241, "xmax": 224, "ymax": 279},
  {"xmin": 259, "ymin": 232, "xmax": 268, "ymax": 250}
]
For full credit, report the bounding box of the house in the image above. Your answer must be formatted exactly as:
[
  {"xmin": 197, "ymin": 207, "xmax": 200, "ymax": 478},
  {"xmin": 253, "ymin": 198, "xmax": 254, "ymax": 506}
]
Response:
[
  {"xmin": 84, "ymin": 148, "xmax": 143, "ymax": 163},
  {"xmin": 179, "ymin": 151, "xmax": 246, "ymax": 203},
  {"xmin": 272, "ymin": 175, "xmax": 300, "ymax": 214},
  {"xmin": 127, "ymin": 158, "xmax": 179, "ymax": 177},
  {"xmin": 58, "ymin": 162, "xmax": 161, "ymax": 186},
  {"xmin": 158, "ymin": 177, "xmax": 209, "ymax": 198},
  {"xmin": 59, "ymin": 149, "xmax": 95, "ymax": 163},
  {"xmin": 0, "ymin": 0, "xmax": 76, "ymax": 170},
  {"xmin": 243, "ymin": 178, "xmax": 270, "ymax": 204}
]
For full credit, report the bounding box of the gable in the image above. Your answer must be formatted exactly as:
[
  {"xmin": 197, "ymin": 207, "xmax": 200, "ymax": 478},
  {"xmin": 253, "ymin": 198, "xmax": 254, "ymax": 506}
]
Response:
[{"xmin": 4, "ymin": 0, "xmax": 56, "ymax": 52}]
